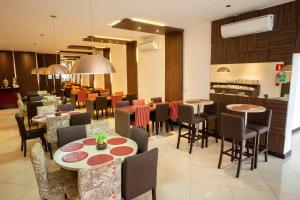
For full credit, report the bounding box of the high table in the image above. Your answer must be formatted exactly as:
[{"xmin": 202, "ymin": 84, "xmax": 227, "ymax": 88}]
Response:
[
  {"xmin": 53, "ymin": 134, "xmax": 138, "ymax": 171},
  {"xmin": 185, "ymin": 99, "xmax": 213, "ymax": 114},
  {"xmin": 226, "ymin": 104, "xmax": 266, "ymax": 125}
]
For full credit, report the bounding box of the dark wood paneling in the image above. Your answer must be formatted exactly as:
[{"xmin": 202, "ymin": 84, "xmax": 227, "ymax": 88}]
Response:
[
  {"xmin": 210, "ymin": 93, "xmax": 288, "ymax": 157},
  {"xmin": 165, "ymin": 31, "xmax": 183, "ymax": 102},
  {"xmin": 0, "ymin": 51, "xmax": 14, "ymax": 86},
  {"xmin": 296, "ymin": 25, "xmax": 300, "ymax": 52},
  {"xmin": 103, "ymin": 49, "xmax": 111, "ymax": 90},
  {"xmin": 15, "ymin": 52, "xmax": 38, "ymax": 95},
  {"xmin": 211, "ymin": 1, "xmax": 298, "ymax": 65},
  {"xmin": 126, "ymin": 42, "xmax": 138, "ymax": 96},
  {"xmin": 89, "ymin": 75, "xmax": 94, "ymax": 88},
  {"xmin": 112, "ymin": 18, "xmax": 183, "ymax": 35},
  {"xmin": 84, "ymin": 36, "xmax": 129, "ymax": 45}
]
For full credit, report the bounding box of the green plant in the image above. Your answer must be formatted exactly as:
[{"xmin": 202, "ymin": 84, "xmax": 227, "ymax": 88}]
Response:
[
  {"xmin": 148, "ymin": 100, "xmax": 154, "ymax": 106},
  {"xmin": 96, "ymin": 133, "xmax": 108, "ymax": 144}
]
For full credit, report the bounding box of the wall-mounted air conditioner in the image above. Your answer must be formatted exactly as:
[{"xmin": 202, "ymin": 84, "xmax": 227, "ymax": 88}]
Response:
[
  {"xmin": 138, "ymin": 40, "xmax": 159, "ymax": 51},
  {"xmin": 221, "ymin": 14, "xmax": 274, "ymax": 38}
]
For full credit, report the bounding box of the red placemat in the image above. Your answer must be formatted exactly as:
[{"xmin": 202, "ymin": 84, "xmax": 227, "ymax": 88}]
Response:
[
  {"xmin": 110, "ymin": 146, "xmax": 134, "ymax": 156},
  {"xmin": 83, "ymin": 138, "xmax": 97, "ymax": 145},
  {"xmin": 87, "ymin": 154, "xmax": 113, "ymax": 166},
  {"xmin": 107, "ymin": 137, "xmax": 127, "ymax": 145},
  {"xmin": 60, "ymin": 143, "xmax": 84, "ymax": 152},
  {"xmin": 62, "ymin": 151, "xmax": 88, "ymax": 163}
]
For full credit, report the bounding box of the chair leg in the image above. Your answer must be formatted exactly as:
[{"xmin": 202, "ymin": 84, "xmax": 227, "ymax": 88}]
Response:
[
  {"xmin": 166, "ymin": 121, "xmax": 169, "ymax": 132},
  {"xmin": 251, "ymin": 137, "xmax": 256, "ymax": 170},
  {"xmin": 21, "ymin": 140, "xmax": 23, "ymax": 151},
  {"xmin": 171, "ymin": 120, "xmax": 174, "ymax": 131},
  {"xmin": 236, "ymin": 140, "xmax": 244, "ymax": 178},
  {"xmin": 264, "ymin": 132, "xmax": 269, "ymax": 162},
  {"xmin": 152, "ymin": 188, "xmax": 156, "ymax": 200},
  {"xmin": 231, "ymin": 139, "xmax": 235, "ymax": 162},
  {"xmin": 48, "ymin": 143, "xmax": 53, "ymax": 160},
  {"xmin": 189, "ymin": 124, "xmax": 195, "ymax": 154},
  {"xmin": 201, "ymin": 122, "xmax": 205, "ymax": 148},
  {"xmin": 176, "ymin": 123, "xmax": 182, "ymax": 149},
  {"xmin": 218, "ymin": 136, "xmax": 224, "ymax": 169},
  {"xmin": 23, "ymin": 141, "xmax": 27, "ymax": 157},
  {"xmin": 155, "ymin": 122, "xmax": 159, "ymax": 135},
  {"xmin": 255, "ymin": 134, "xmax": 260, "ymax": 169}
]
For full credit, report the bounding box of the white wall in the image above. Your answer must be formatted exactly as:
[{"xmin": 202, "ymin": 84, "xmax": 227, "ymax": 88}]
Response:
[
  {"xmin": 110, "ymin": 45, "xmax": 127, "ymax": 94},
  {"xmin": 137, "ymin": 36, "xmax": 165, "ymax": 101},
  {"xmin": 183, "ymin": 23, "xmax": 212, "ymax": 100},
  {"xmin": 285, "ymin": 53, "xmax": 300, "ymax": 154},
  {"xmin": 211, "ymin": 62, "xmax": 285, "ymax": 98}
]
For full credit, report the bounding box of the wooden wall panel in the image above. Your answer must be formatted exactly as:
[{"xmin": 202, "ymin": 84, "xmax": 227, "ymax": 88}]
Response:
[
  {"xmin": 103, "ymin": 49, "xmax": 111, "ymax": 90},
  {"xmin": 165, "ymin": 31, "xmax": 183, "ymax": 102},
  {"xmin": 126, "ymin": 42, "xmax": 138, "ymax": 96},
  {"xmin": 211, "ymin": 1, "xmax": 299, "ymax": 65},
  {"xmin": 0, "ymin": 51, "xmax": 14, "ymax": 86},
  {"xmin": 15, "ymin": 52, "xmax": 38, "ymax": 95}
]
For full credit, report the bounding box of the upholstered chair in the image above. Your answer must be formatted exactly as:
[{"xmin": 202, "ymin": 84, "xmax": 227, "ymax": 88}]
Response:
[
  {"xmin": 78, "ymin": 159, "xmax": 122, "ymax": 200},
  {"xmin": 85, "ymin": 120, "xmax": 111, "ymax": 138},
  {"xmin": 37, "ymin": 105, "xmax": 56, "ymax": 115},
  {"xmin": 30, "ymin": 143, "xmax": 78, "ymax": 200}
]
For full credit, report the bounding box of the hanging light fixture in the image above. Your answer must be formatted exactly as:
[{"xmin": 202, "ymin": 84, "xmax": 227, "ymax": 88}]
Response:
[
  {"xmin": 47, "ymin": 64, "xmax": 69, "ymax": 75},
  {"xmin": 217, "ymin": 66, "xmax": 230, "ymax": 73},
  {"xmin": 71, "ymin": 0, "xmax": 116, "ymax": 74}
]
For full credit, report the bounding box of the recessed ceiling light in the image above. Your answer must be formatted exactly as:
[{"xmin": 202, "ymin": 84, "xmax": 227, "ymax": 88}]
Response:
[
  {"xmin": 131, "ymin": 18, "xmax": 165, "ymax": 26},
  {"xmin": 156, "ymin": 29, "xmax": 159, "ymax": 33},
  {"xmin": 138, "ymin": 27, "xmax": 142, "ymax": 30},
  {"xmin": 50, "ymin": 15, "xmax": 57, "ymax": 18},
  {"xmin": 226, "ymin": 4, "xmax": 231, "ymax": 8}
]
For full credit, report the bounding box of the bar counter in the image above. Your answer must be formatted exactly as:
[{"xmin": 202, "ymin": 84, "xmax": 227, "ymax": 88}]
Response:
[
  {"xmin": 210, "ymin": 93, "xmax": 289, "ymax": 158},
  {"xmin": 0, "ymin": 87, "xmax": 19, "ymax": 109}
]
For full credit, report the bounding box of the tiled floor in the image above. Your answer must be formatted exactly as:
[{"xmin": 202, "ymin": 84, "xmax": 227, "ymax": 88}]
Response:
[{"xmin": 1, "ymin": 108, "xmax": 300, "ymax": 200}]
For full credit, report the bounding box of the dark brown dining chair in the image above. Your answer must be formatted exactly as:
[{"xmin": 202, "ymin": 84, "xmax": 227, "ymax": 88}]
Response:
[
  {"xmin": 70, "ymin": 112, "xmax": 91, "ymax": 126},
  {"xmin": 116, "ymin": 100, "xmax": 130, "ymax": 108},
  {"xmin": 95, "ymin": 96, "xmax": 108, "ymax": 119},
  {"xmin": 247, "ymin": 109, "xmax": 272, "ymax": 168},
  {"xmin": 57, "ymin": 104, "xmax": 75, "ymax": 111},
  {"xmin": 130, "ymin": 127, "xmax": 148, "ymax": 154},
  {"xmin": 57, "ymin": 125, "xmax": 86, "ymax": 147},
  {"xmin": 126, "ymin": 93, "xmax": 137, "ymax": 106},
  {"xmin": 177, "ymin": 104, "xmax": 205, "ymax": 153},
  {"xmin": 200, "ymin": 102, "xmax": 219, "ymax": 147},
  {"xmin": 150, "ymin": 103, "xmax": 170, "ymax": 135},
  {"xmin": 27, "ymin": 101, "xmax": 43, "ymax": 129},
  {"xmin": 218, "ymin": 113, "xmax": 257, "ymax": 178},
  {"xmin": 29, "ymin": 95, "xmax": 43, "ymax": 102},
  {"xmin": 115, "ymin": 109, "xmax": 131, "ymax": 138},
  {"xmin": 122, "ymin": 148, "xmax": 158, "ymax": 200},
  {"xmin": 151, "ymin": 97, "xmax": 162, "ymax": 103},
  {"xmin": 15, "ymin": 113, "xmax": 46, "ymax": 157}
]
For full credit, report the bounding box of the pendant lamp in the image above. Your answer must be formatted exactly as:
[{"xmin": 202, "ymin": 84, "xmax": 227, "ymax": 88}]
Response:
[
  {"xmin": 71, "ymin": 0, "xmax": 116, "ymax": 75},
  {"xmin": 217, "ymin": 66, "xmax": 230, "ymax": 73}
]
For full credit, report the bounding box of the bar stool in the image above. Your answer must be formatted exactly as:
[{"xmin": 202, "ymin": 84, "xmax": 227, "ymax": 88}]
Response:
[
  {"xmin": 177, "ymin": 104, "xmax": 205, "ymax": 154},
  {"xmin": 247, "ymin": 109, "xmax": 272, "ymax": 168},
  {"xmin": 218, "ymin": 113, "xmax": 257, "ymax": 178},
  {"xmin": 200, "ymin": 102, "xmax": 219, "ymax": 147}
]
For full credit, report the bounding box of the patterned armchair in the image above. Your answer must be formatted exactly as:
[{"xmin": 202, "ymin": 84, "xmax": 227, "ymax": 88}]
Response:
[
  {"xmin": 78, "ymin": 159, "xmax": 122, "ymax": 200},
  {"xmin": 30, "ymin": 143, "xmax": 77, "ymax": 200},
  {"xmin": 85, "ymin": 120, "xmax": 111, "ymax": 138},
  {"xmin": 46, "ymin": 115, "xmax": 70, "ymax": 159},
  {"xmin": 37, "ymin": 105, "xmax": 56, "ymax": 115}
]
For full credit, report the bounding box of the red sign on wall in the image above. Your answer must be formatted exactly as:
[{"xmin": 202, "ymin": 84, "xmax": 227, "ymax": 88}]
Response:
[{"xmin": 276, "ymin": 64, "xmax": 284, "ymax": 71}]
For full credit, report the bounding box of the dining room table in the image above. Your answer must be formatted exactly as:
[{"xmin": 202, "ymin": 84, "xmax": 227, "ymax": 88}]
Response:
[
  {"xmin": 226, "ymin": 104, "xmax": 266, "ymax": 125},
  {"xmin": 53, "ymin": 134, "xmax": 138, "ymax": 171},
  {"xmin": 32, "ymin": 110, "xmax": 81, "ymax": 124}
]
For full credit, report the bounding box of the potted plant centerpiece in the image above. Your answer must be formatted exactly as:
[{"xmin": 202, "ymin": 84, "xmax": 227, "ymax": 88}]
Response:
[
  {"xmin": 148, "ymin": 100, "xmax": 154, "ymax": 107},
  {"xmin": 96, "ymin": 133, "xmax": 108, "ymax": 150}
]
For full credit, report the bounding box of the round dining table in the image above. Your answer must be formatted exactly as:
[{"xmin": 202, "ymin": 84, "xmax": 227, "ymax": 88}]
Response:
[
  {"xmin": 32, "ymin": 111, "xmax": 81, "ymax": 124},
  {"xmin": 185, "ymin": 99, "xmax": 214, "ymax": 114},
  {"xmin": 226, "ymin": 104, "xmax": 266, "ymax": 125},
  {"xmin": 53, "ymin": 135, "xmax": 138, "ymax": 171}
]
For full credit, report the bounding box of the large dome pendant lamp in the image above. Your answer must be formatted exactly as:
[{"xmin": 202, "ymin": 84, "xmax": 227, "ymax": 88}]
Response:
[{"xmin": 71, "ymin": 0, "xmax": 116, "ymax": 75}]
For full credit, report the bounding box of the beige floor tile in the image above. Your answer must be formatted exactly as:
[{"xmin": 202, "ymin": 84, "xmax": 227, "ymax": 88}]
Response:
[
  {"xmin": 0, "ymin": 182, "xmax": 31, "ymax": 200},
  {"xmin": 231, "ymin": 188, "xmax": 277, "ymax": 200},
  {"xmin": 191, "ymin": 166, "xmax": 229, "ymax": 187},
  {"xmin": 157, "ymin": 180, "xmax": 190, "ymax": 200},
  {"xmin": 276, "ymin": 193, "xmax": 300, "ymax": 200},
  {"xmin": 191, "ymin": 184, "xmax": 234, "ymax": 200},
  {"xmin": 158, "ymin": 162, "xmax": 190, "ymax": 183}
]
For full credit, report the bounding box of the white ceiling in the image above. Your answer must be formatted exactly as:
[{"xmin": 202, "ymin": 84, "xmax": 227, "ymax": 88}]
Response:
[{"xmin": 0, "ymin": 0, "xmax": 294, "ymax": 53}]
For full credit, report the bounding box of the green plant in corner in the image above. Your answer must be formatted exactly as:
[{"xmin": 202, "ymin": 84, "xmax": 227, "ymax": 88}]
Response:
[{"xmin": 96, "ymin": 133, "xmax": 108, "ymax": 144}]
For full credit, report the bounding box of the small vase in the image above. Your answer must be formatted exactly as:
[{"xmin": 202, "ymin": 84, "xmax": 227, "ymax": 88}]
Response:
[{"xmin": 96, "ymin": 142, "xmax": 107, "ymax": 150}]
